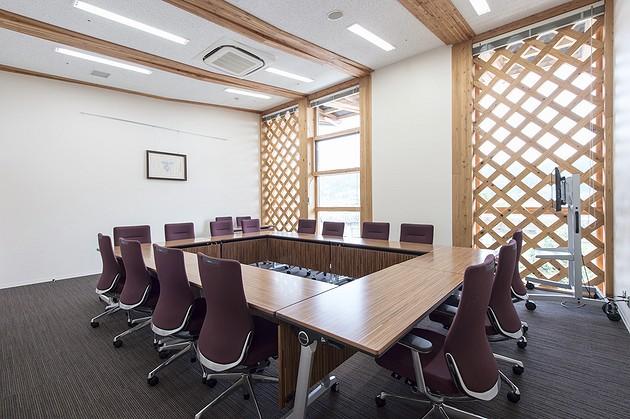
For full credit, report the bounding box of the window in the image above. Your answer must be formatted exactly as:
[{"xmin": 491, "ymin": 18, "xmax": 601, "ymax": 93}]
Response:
[{"xmin": 312, "ymin": 90, "xmax": 361, "ymax": 236}]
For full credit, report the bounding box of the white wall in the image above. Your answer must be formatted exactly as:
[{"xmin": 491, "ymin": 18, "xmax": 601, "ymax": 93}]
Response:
[
  {"xmin": 614, "ymin": 0, "xmax": 630, "ymax": 330},
  {"xmin": 371, "ymin": 46, "xmax": 453, "ymax": 245},
  {"xmin": 0, "ymin": 72, "xmax": 260, "ymax": 289}
]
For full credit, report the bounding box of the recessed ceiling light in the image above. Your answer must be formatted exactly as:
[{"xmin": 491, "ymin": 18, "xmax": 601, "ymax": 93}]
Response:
[
  {"xmin": 225, "ymin": 88, "xmax": 271, "ymax": 100},
  {"xmin": 327, "ymin": 10, "xmax": 344, "ymax": 21},
  {"xmin": 469, "ymin": 0, "xmax": 491, "ymax": 16},
  {"xmin": 73, "ymin": 1, "xmax": 189, "ymax": 45},
  {"xmin": 55, "ymin": 47, "xmax": 152, "ymax": 75},
  {"xmin": 264, "ymin": 67, "xmax": 313, "ymax": 83},
  {"xmin": 347, "ymin": 24, "xmax": 395, "ymax": 52}
]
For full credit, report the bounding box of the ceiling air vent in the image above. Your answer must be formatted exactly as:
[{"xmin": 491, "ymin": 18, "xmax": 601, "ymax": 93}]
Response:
[{"xmin": 202, "ymin": 45, "xmax": 265, "ymax": 77}]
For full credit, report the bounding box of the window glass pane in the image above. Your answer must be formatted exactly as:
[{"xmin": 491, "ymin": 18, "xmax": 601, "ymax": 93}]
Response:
[
  {"xmin": 317, "ymin": 173, "xmax": 360, "ymax": 207},
  {"xmin": 317, "ymin": 211, "xmax": 360, "ymax": 237},
  {"xmin": 316, "ymin": 93, "xmax": 360, "ymax": 136},
  {"xmin": 316, "ymin": 134, "xmax": 360, "ymax": 171}
]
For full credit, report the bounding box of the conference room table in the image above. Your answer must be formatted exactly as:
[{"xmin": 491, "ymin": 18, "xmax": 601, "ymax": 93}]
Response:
[{"xmin": 114, "ymin": 230, "xmax": 492, "ymax": 418}]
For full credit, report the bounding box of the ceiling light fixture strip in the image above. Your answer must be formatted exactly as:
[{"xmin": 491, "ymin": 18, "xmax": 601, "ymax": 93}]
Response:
[{"xmin": 473, "ymin": 2, "xmax": 604, "ymax": 55}]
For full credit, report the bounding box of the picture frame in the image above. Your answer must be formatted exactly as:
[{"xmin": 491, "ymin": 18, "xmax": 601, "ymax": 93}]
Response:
[{"xmin": 146, "ymin": 150, "xmax": 187, "ymax": 181}]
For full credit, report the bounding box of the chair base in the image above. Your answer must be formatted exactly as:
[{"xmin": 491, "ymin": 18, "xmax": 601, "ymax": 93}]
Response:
[
  {"xmin": 147, "ymin": 341, "xmax": 196, "ymax": 385},
  {"xmin": 113, "ymin": 317, "xmax": 151, "ymax": 346},
  {"xmin": 90, "ymin": 303, "xmax": 120, "ymax": 327},
  {"xmin": 376, "ymin": 391, "xmax": 487, "ymax": 419},
  {"xmin": 195, "ymin": 371, "xmax": 278, "ymax": 419}
]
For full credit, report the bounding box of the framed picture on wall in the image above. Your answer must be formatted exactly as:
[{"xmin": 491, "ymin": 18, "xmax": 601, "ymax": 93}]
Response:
[{"xmin": 146, "ymin": 150, "xmax": 187, "ymax": 181}]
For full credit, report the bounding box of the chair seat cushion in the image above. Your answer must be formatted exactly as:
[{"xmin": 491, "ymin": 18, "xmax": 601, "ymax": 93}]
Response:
[
  {"xmin": 376, "ymin": 329, "xmax": 460, "ymax": 397},
  {"xmin": 242, "ymin": 316, "xmax": 278, "ymax": 367}
]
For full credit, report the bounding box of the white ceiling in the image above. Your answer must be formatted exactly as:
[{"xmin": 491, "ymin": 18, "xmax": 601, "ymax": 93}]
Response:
[
  {"xmin": 0, "ymin": 0, "xmax": 579, "ymax": 111},
  {"xmin": 451, "ymin": 0, "xmax": 572, "ymax": 34},
  {"xmin": 0, "ymin": 28, "xmax": 289, "ymax": 110},
  {"xmin": 228, "ymin": 0, "xmax": 445, "ymax": 70}
]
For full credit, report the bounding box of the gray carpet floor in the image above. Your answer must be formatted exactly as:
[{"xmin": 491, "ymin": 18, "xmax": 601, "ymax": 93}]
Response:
[{"xmin": 1, "ymin": 275, "xmax": 629, "ymax": 419}]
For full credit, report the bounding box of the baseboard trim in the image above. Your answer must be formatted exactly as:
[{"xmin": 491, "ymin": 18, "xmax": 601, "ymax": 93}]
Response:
[{"xmin": 0, "ymin": 272, "xmax": 99, "ymax": 290}]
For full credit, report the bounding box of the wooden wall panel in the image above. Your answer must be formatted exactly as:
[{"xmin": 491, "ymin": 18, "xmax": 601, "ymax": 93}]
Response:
[
  {"xmin": 331, "ymin": 245, "xmax": 416, "ymax": 278},
  {"xmin": 359, "ymin": 76, "xmax": 373, "ymax": 223},
  {"xmin": 277, "ymin": 323, "xmax": 355, "ymax": 407},
  {"xmin": 260, "ymin": 109, "xmax": 304, "ymax": 231},
  {"xmin": 471, "ymin": 17, "xmax": 610, "ymax": 287}
]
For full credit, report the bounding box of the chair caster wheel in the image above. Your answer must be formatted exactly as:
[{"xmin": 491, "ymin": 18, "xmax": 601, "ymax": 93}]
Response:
[
  {"xmin": 525, "ymin": 301, "xmax": 536, "ymax": 311},
  {"xmin": 375, "ymin": 395, "xmax": 386, "ymax": 407},
  {"xmin": 517, "ymin": 338, "xmax": 527, "ymax": 349},
  {"xmin": 190, "ymin": 356, "xmax": 197, "ymax": 363},
  {"xmin": 331, "ymin": 382, "xmax": 340, "ymax": 393},
  {"xmin": 522, "ymin": 325, "xmax": 528, "ymax": 334},
  {"xmin": 507, "ymin": 391, "xmax": 520, "ymax": 403},
  {"xmin": 90, "ymin": 321, "xmax": 99, "ymax": 328},
  {"xmin": 526, "ymin": 282, "xmax": 535, "ymax": 290},
  {"xmin": 206, "ymin": 378, "xmax": 217, "ymax": 388},
  {"xmin": 513, "ymin": 365, "xmax": 524, "ymax": 375},
  {"xmin": 147, "ymin": 376, "xmax": 159, "ymax": 386},
  {"xmin": 243, "ymin": 393, "xmax": 250, "ymax": 400},
  {"xmin": 127, "ymin": 321, "xmax": 134, "ymax": 328},
  {"xmin": 158, "ymin": 351, "xmax": 170, "ymax": 359},
  {"xmin": 391, "ymin": 372, "xmax": 401, "ymax": 380},
  {"xmin": 113, "ymin": 339, "xmax": 123, "ymax": 348}
]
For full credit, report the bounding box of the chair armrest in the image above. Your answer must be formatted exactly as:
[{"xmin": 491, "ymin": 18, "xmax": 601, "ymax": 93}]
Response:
[{"xmin": 399, "ymin": 333, "xmax": 433, "ymax": 354}]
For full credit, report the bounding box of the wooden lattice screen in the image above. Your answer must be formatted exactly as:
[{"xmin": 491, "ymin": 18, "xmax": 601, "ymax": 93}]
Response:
[
  {"xmin": 260, "ymin": 109, "xmax": 302, "ymax": 231},
  {"xmin": 472, "ymin": 17, "xmax": 608, "ymax": 287}
]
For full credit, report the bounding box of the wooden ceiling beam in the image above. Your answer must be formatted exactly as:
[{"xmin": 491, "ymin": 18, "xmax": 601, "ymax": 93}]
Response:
[
  {"xmin": 164, "ymin": 0, "xmax": 371, "ymax": 77},
  {"xmin": 398, "ymin": 0, "xmax": 475, "ymax": 44},
  {"xmin": 0, "ymin": 64, "xmax": 260, "ymax": 113},
  {"xmin": 0, "ymin": 8, "xmax": 302, "ymax": 99},
  {"xmin": 472, "ymin": 0, "xmax": 600, "ymax": 43}
]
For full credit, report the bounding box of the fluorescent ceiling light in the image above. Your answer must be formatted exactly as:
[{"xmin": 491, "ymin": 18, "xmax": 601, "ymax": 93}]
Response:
[
  {"xmin": 469, "ymin": 0, "xmax": 491, "ymax": 16},
  {"xmin": 264, "ymin": 67, "xmax": 313, "ymax": 83},
  {"xmin": 55, "ymin": 47, "xmax": 152, "ymax": 75},
  {"xmin": 73, "ymin": 1, "xmax": 189, "ymax": 45},
  {"xmin": 347, "ymin": 24, "xmax": 395, "ymax": 51},
  {"xmin": 225, "ymin": 88, "xmax": 271, "ymax": 99}
]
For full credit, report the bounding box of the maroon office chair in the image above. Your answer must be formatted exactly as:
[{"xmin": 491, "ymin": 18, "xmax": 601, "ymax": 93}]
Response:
[
  {"xmin": 147, "ymin": 244, "xmax": 206, "ymax": 386},
  {"xmin": 322, "ymin": 221, "xmax": 344, "ymax": 237},
  {"xmin": 400, "ymin": 223, "xmax": 434, "ymax": 244},
  {"xmin": 195, "ymin": 255, "xmax": 278, "ymax": 419},
  {"xmin": 361, "ymin": 222, "xmax": 390, "ymax": 240},
  {"xmin": 113, "ymin": 225, "xmax": 151, "ymax": 246},
  {"xmin": 429, "ymin": 240, "xmax": 525, "ymax": 402},
  {"xmin": 112, "ymin": 238, "xmax": 159, "ymax": 348},
  {"xmin": 297, "ymin": 219, "xmax": 317, "ymax": 234},
  {"xmin": 164, "ymin": 222, "xmax": 195, "ymax": 241},
  {"xmin": 236, "ymin": 216, "xmax": 252, "ymax": 228},
  {"xmin": 215, "ymin": 216, "xmax": 233, "ymax": 224},
  {"xmin": 210, "ymin": 220, "xmax": 234, "ymax": 236},
  {"xmin": 375, "ymin": 255, "xmax": 501, "ymax": 417},
  {"xmin": 90, "ymin": 233, "xmax": 126, "ymax": 328},
  {"xmin": 509, "ymin": 230, "xmax": 536, "ymax": 310},
  {"xmin": 241, "ymin": 218, "xmax": 261, "ymax": 233}
]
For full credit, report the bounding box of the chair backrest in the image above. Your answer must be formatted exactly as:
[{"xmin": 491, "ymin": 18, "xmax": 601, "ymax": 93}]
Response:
[
  {"xmin": 322, "ymin": 221, "xmax": 344, "ymax": 237},
  {"xmin": 235, "ymin": 216, "xmax": 251, "ymax": 228},
  {"xmin": 399, "ymin": 223, "xmax": 434, "ymax": 244},
  {"xmin": 210, "ymin": 220, "xmax": 234, "ymax": 236},
  {"xmin": 164, "ymin": 222, "xmax": 195, "ymax": 241},
  {"xmin": 96, "ymin": 233, "xmax": 125, "ymax": 293},
  {"xmin": 118, "ymin": 238, "xmax": 155, "ymax": 308},
  {"xmin": 297, "ymin": 219, "xmax": 317, "ymax": 234},
  {"xmin": 241, "ymin": 218, "xmax": 261, "ymax": 233},
  {"xmin": 113, "ymin": 225, "xmax": 151, "ymax": 246},
  {"xmin": 196, "ymin": 254, "xmax": 254, "ymax": 371},
  {"xmin": 510, "ymin": 230, "xmax": 528, "ymax": 297},
  {"xmin": 152, "ymin": 244, "xmax": 195, "ymax": 333},
  {"xmin": 488, "ymin": 240, "xmax": 522, "ymax": 336},
  {"xmin": 215, "ymin": 216, "xmax": 233, "ymax": 224},
  {"xmin": 443, "ymin": 255, "xmax": 499, "ymax": 399},
  {"xmin": 361, "ymin": 222, "xmax": 390, "ymax": 240}
]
